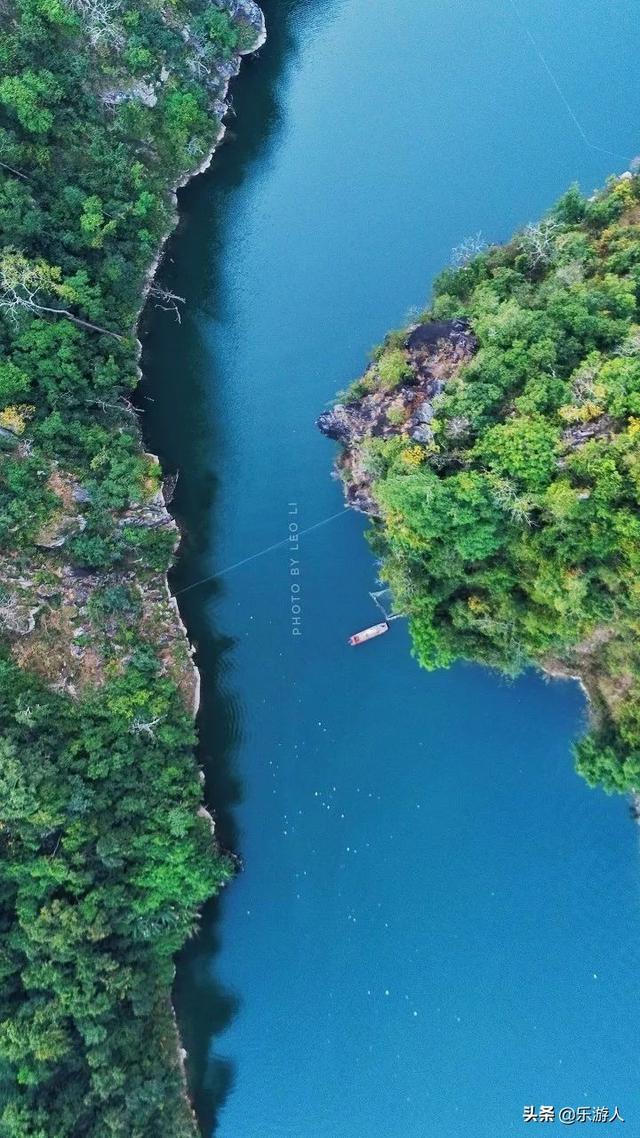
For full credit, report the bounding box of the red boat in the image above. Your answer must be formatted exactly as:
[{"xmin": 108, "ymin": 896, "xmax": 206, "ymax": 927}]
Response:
[{"xmin": 348, "ymin": 621, "xmax": 389, "ymax": 646}]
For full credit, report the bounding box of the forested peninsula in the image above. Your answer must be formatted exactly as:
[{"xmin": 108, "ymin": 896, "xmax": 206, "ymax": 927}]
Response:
[
  {"xmin": 320, "ymin": 172, "xmax": 640, "ymax": 798},
  {"xmin": 0, "ymin": 0, "xmax": 264, "ymax": 1134}
]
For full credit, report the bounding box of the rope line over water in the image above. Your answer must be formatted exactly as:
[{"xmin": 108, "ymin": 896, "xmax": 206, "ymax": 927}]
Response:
[
  {"xmin": 174, "ymin": 507, "xmax": 352, "ymax": 595},
  {"xmin": 175, "ymin": 12, "xmax": 630, "ymax": 600},
  {"xmin": 506, "ymin": 0, "xmax": 630, "ymax": 165}
]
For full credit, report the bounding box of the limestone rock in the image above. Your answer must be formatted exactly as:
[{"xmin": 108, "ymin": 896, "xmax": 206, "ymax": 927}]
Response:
[
  {"xmin": 36, "ymin": 513, "xmax": 86, "ymax": 549},
  {"xmin": 318, "ymin": 319, "xmax": 479, "ymax": 515},
  {"xmin": 410, "ymin": 424, "xmax": 434, "ymax": 444}
]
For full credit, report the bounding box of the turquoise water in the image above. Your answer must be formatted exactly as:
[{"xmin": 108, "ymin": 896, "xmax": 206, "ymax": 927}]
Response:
[{"xmin": 142, "ymin": 2, "xmax": 640, "ymax": 1134}]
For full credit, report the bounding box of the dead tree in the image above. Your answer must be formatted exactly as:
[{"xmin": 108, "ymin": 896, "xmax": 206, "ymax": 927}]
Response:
[
  {"xmin": 66, "ymin": 0, "xmax": 123, "ymax": 48},
  {"xmin": 518, "ymin": 218, "xmax": 559, "ymax": 268},
  {"xmin": 451, "ymin": 232, "xmax": 487, "ymax": 268},
  {"xmin": 0, "ymin": 159, "xmax": 29, "ymax": 182},
  {"xmin": 0, "ymin": 249, "xmax": 124, "ymax": 340},
  {"xmin": 130, "ymin": 716, "xmax": 164, "ymax": 740},
  {"xmin": 148, "ymin": 283, "xmax": 186, "ymax": 323}
]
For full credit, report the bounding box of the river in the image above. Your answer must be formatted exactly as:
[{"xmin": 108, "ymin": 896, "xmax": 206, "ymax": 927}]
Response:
[{"xmin": 141, "ymin": 2, "xmax": 640, "ymax": 1135}]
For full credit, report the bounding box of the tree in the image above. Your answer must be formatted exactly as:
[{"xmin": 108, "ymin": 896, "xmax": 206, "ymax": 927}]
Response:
[
  {"xmin": 473, "ymin": 417, "xmax": 559, "ymax": 490},
  {"xmin": 451, "ymin": 231, "xmax": 487, "ymax": 267},
  {"xmin": 0, "ymin": 71, "xmax": 62, "ymax": 134},
  {"xmin": 518, "ymin": 217, "xmax": 559, "ymax": 267},
  {"xmin": 0, "ymin": 250, "xmax": 123, "ymax": 339},
  {"xmin": 67, "ymin": 0, "xmax": 123, "ymax": 47},
  {"xmin": 325, "ymin": 170, "xmax": 640, "ymax": 798}
]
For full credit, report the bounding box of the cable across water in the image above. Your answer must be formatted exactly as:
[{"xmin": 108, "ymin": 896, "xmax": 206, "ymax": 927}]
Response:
[
  {"xmin": 506, "ymin": 0, "xmax": 631, "ymax": 165},
  {"xmin": 179, "ymin": 10, "xmax": 628, "ymax": 601},
  {"xmin": 174, "ymin": 506, "xmax": 352, "ymax": 595}
]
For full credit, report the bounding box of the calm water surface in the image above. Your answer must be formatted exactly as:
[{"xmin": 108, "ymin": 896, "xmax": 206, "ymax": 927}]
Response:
[{"xmin": 142, "ymin": 2, "xmax": 640, "ymax": 1134}]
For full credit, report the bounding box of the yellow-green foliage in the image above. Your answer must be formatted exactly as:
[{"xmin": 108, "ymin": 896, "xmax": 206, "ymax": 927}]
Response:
[
  {"xmin": 377, "ymin": 348, "xmax": 411, "ymax": 390},
  {"xmin": 355, "ymin": 177, "xmax": 640, "ymax": 794},
  {"xmin": 0, "ymin": 0, "xmax": 254, "ymax": 1133}
]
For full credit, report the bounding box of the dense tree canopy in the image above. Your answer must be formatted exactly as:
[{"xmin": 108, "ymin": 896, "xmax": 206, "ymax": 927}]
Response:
[
  {"xmin": 0, "ymin": 0, "xmax": 261, "ymax": 1132},
  {"xmin": 350, "ymin": 174, "xmax": 640, "ymax": 795}
]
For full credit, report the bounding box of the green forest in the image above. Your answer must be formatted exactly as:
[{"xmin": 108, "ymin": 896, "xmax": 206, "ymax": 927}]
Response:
[
  {"xmin": 0, "ymin": 0, "xmax": 261, "ymax": 1134},
  {"xmin": 338, "ymin": 174, "xmax": 640, "ymax": 797}
]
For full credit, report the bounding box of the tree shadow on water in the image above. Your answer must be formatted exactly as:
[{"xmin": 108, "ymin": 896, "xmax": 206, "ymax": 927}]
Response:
[
  {"xmin": 139, "ymin": 1, "xmax": 339, "ymax": 1134},
  {"xmin": 173, "ymin": 895, "xmax": 240, "ymax": 1138}
]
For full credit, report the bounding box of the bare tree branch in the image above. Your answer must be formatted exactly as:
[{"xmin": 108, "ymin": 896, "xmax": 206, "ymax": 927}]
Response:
[
  {"xmin": 451, "ymin": 232, "xmax": 487, "ymax": 268},
  {"xmin": 66, "ymin": 0, "xmax": 124, "ymax": 47},
  {"xmin": 519, "ymin": 218, "xmax": 559, "ymax": 268},
  {"xmin": 0, "ymin": 159, "xmax": 30, "ymax": 182},
  {"xmin": 130, "ymin": 716, "xmax": 164, "ymax": 740},
  {"xmin": 0, "ymin": 250, "xmax": 124, "ymax": 340},
  {"xmin": 148, "ymin": 283, "xmax": 185, "ymax": 324}
]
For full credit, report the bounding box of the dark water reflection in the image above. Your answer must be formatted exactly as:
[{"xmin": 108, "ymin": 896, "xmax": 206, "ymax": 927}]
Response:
[
  {"xmin": 141, "ymin": 2, "xmax": 640, "ymax": 1135},
  {"xmin": 141, "ymin": 4, "xmax": 334, "ymax": 1129}
]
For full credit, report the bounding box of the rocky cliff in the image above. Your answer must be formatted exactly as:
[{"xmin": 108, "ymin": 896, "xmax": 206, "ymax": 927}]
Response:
[{"xmin": 317, "ymin": 319, "xmax": 477, "ymax": 513}]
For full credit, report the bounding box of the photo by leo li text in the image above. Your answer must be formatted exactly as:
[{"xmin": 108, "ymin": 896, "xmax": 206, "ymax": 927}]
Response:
[{"xmin": 288, "ymin": 502, "xmax": 302, "ymax": 636}]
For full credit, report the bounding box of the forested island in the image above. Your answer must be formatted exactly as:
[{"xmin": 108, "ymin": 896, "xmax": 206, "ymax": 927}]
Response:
[
  {"xmin": 0, "ymin": 0, "xmax": 263, "ymax": 1134},
  {"xmin": 320, "ymin": 172, "xmax": 640, "ymax": 797}
]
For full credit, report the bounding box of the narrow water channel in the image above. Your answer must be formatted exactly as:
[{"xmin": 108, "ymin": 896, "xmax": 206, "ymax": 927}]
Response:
[{"xmin": 141, "ymin": 2, "xmax": 640, "ymax": 1135}]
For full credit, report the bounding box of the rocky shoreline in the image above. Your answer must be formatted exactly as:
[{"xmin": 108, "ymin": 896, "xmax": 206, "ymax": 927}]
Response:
[
  {"xmin": 318, "ymin": 313, "xmax": 640, "ymax": 819},
  {"xmin": 138, "ymin": 0, "xmax": 266, "ymax": 722},
  {"xmin": 318, "ymin": 319, "xmax": 478, "ymax": 513},
  {"xmin": 135, "ymin": 4, "xmax": 266, "ymax": 1127},
  {"xmin": 0, "ymin": 2, "xmax": 267, "ymax": 1132}
]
